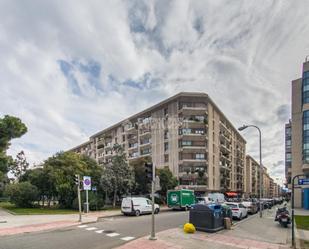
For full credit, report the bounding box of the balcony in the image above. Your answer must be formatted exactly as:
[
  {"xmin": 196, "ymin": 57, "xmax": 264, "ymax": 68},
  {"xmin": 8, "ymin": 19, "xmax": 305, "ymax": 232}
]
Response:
[
  {"xmin": 178, "ymin": 105, "xmax": 208, "ymax": 115},
  {"xmin": 140, "ymin": 140, "xmax": 151, "ymax": 148},
  {"xmin": 220, "ymin": 162, "xmax": 231, "ymax": 171},
  {"xmin": 128, "ymin": 144, "xmax": 138, "ymax": 151},
  {"xmin": 220, "ymin": 142, "xmax": 231, "ymax": 153},
  {"xmin": 179, "ymin": 144, "xmax": 207, "ymax": 153},
  {"xmin": 97, "ymin": 139, "xmax": 105, "ymax": 146},
  {"xmin": 139, "ymin": 130, "xmax": 151, "ymax": 138},
  {"xmin": 220, "ymin": 153, "xmax": 231, "ymax": 162}
]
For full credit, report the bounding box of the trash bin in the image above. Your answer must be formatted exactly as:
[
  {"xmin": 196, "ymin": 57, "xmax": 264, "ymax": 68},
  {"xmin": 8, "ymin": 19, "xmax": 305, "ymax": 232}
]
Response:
[{"xmin": 189, "ymin": 204, "xmax": 224, "ymax": 232}]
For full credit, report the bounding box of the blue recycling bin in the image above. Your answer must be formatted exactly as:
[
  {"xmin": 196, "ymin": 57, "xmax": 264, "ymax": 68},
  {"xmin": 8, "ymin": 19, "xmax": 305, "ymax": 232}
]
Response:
[
  {"xmin": 303, "ymin": 188, "xmax": 309, "ymax": 210},
  {"xmin": 189, "ymin": 204, "xmax": 224, "ymax": 232}
]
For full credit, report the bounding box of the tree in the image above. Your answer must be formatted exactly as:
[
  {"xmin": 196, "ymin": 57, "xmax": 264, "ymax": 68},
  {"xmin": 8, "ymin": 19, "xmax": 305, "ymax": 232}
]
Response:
[
  {"xmin": 10, "ymin": 151, "xmax": 29, "ymax": 180},
  {"xmin": 5, "ymin": 181, "xmax": 38, "ymax": 207},
  {"xmin": 20, "ymin": 167, "xmax": 56, "ymax": 207},
  {"xmin": 43, "ymin": 151, "xmax": 102, "ymax": 209},
  {"xmin": 0, "ymin": 115, "xmax": 27, "ymax": 196},
  {"xmin": 130, "ymin": 156, "xmax": 151, "ymax": 195},
  {"xmin": 157, "ymin": 167, "xmax": 178, "ymax": 203},
  {"xmin": 101, "ymin": 144, "xmax": 135, "ymax": 207},
  {"xmin": 0, "ymin": 115, "xmax": 27, "ymax": 152}
]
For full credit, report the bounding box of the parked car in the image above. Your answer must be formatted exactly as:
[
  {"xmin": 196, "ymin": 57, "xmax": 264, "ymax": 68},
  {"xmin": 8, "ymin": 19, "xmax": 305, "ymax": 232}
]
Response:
[
  {"xmin": 242, "ymin": 201, "xmax": 258, "ymax": 214},
  {"xmin": 196, "ymin": 196, "xmax": 213, "ymax": 205},
  {"xmin": 121, "ymin": 197, "xmax": 160, "ymax": 216},
  {"xmin": 225, "ymin": 202, "xmax": 248, "ymax": 220}
]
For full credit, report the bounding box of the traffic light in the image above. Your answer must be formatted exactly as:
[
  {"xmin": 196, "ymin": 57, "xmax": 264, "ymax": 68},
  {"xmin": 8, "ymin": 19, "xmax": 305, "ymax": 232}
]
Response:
[
  {"xmin": 145, "ymin": 162, "xmax": 153, "ymax": 183},
  {"xmin": 74, "ymin": 174, "xmax": 80, "ymax": 185}
]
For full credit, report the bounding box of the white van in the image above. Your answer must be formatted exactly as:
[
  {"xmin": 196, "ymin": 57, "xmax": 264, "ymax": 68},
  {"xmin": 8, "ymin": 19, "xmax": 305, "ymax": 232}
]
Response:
[
  {"xmin": 196, "ymin": 196, "xmax": 214, "ymax": 205},
  {"xmin": 121, "ymin": 197, "xmax": 160, "ymax": 216},
  {"xmin": 207, "ymin": 193, "xmax": 225, "ymax": 204}
]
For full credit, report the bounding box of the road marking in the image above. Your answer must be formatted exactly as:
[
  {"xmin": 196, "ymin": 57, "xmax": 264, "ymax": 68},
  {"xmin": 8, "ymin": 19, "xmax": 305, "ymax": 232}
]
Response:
[
  {"xmin": 78, "ymin": 225, "xmax": 88, "ymax": 228},
  {"xmin": 106, "ymin": 233, "xmax": 120, "ymax": 237},
  {"xmin": 86, "ymin": 227, "xmax": 97, "ymax": 231},
  {"xmin": 95, "ymin": 230, "xmax": 104, "ymax": 234},
  {"xmin": 121, "ymin": 236, "xmax": 135, "ymax": 241}
]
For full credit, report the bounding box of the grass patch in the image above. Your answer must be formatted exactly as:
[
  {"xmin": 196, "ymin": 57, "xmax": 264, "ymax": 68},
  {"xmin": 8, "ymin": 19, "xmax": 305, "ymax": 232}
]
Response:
[
  {"xmin": 295, "ymin": 215, "xmax": 309, "ymax": 230},
  {"xmin": 0, "ymin": 202, "xmax": 77, "ymax": 215}
]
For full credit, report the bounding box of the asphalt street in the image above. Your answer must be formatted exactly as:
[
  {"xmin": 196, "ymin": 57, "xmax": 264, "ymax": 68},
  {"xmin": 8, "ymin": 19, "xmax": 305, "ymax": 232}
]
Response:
[{"xmin": 0, "ymin": 211, "xmax": 189, "ymax": 249}]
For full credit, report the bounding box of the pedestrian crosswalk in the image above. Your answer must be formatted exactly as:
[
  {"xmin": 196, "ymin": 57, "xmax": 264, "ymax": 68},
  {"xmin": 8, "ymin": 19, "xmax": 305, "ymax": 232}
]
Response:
[{"xmin": 77, "ymin": 225, "xmax": 135, "ymax": 242}]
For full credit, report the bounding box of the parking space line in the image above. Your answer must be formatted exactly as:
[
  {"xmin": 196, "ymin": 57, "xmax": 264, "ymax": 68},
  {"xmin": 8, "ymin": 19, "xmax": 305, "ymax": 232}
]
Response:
[
  {"xmin": 106, "ymin": 233, "xmax": 120, "ymax": 237},
  {"xmin": 86, "ymin": 227, "xmax": 97, "ymax": 231},
  {"xmin": 121, "ymin": 236, "xmax": 135, "ymax": 241},
  {"xmin": 77, "ymin": 225, "xmax": 88, "ymax": 228},
  {"xmin": 95, "ymin": 230, "xmax": 104, "ymax": 234}
]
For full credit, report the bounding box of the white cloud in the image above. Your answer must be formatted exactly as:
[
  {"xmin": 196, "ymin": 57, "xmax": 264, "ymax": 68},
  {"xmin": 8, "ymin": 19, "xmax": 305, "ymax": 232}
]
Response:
[{"xmin": 1, "ymin": 0, "xmax": 309, "ymax": 185}]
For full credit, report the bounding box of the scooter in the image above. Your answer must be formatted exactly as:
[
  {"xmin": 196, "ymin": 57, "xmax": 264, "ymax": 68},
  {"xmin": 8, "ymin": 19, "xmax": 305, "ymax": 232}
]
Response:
[{"xmin": 275, "ymin": 205, "xmax": 291, "ymax": 228}]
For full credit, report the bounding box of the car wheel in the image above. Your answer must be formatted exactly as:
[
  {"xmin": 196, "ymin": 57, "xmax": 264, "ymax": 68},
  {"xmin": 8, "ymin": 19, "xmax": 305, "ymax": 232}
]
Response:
[
  {"xmin": 154, "ymin": 208, "xmax": 160, "ymax": 214},
  {"xmin": 135, "ymin": 210, "xmax": 141, "ymax": 216}
]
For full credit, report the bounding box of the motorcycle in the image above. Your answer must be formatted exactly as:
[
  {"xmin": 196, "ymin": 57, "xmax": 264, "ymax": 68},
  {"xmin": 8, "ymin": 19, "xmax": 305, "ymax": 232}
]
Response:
[{"xmin": 275, "ymin": 206, "xmax": 291, "ymax": 228}]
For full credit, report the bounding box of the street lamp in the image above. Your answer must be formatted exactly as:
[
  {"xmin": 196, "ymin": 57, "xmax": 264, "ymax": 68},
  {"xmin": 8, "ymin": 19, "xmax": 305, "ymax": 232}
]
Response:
[{"xmin": 238, "ymin": 124, "xmax": 263, "ymax": 218}]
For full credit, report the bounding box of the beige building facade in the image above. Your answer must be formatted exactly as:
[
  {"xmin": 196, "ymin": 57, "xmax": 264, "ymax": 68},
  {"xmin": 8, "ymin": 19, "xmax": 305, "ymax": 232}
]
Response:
[
  {"xmin": 245, "ymin": 155, "xmax": 280, "ymax": 198},
  {"xmin": 71, "ymin": 92, "xmax": 247, "ymax": 194},
  {"xmin": 245, "ymin": 155, "xmax": 259, "ymax": 197},
  {"xmin": 289, "ymin": 60, "xmax": 309, "ymax": 208}
]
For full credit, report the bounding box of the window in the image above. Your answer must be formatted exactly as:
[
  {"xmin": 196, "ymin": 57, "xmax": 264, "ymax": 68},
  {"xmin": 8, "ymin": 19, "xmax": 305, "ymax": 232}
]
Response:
[
  {"xmin": 303, "ymin": 111, "xmax": 309, "ymax": 163},
  {"xmin": 164, "ymin": 130, "xmax": 169, "ymax": 139},
  {"xmin": 164, "ymin": 154, "xmax": 169, "ymax": 163},
  {"xmin": 195, "ymin": 115, "xmax": 205, "ymax": 121},
  {"xmin": 182, "ymin": 140, "xmax": 192, "ymax": 146},
  {"xmin": 195, "ymin": 129, "xmax": 205, "ymax": 134},
  {"xmin": 195, "ymin": 153, "xmax": 205, "ymax": 160},
  {"xmin": 303, "ymin": 71, "xmax": 309, "ymax": 104},
  {"xmin": 181, "ymin": 128, "xmax": 192, "ymax": 135},
  {"xmin": 164, "ymin": 142, "xmax": 169, "ymax": 151}
]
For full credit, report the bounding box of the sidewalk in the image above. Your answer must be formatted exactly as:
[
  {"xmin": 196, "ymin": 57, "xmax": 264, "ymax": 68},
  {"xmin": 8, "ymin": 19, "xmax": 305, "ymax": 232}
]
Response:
[{"xmin": 118, "ymin": 208, "xmax": 291, "ymax": 249}]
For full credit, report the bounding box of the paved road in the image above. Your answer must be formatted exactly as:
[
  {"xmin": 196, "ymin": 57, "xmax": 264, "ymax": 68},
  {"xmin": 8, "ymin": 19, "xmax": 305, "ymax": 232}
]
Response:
[{"xmin": 0, "ymin": 211, "xmax": 189, "ymax": 249}]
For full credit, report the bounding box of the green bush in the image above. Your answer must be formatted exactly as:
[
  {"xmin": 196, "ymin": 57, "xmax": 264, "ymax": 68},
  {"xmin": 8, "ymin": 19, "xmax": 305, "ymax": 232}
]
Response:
[
  {"xmin": 72, "ymin": 192, "xmax": 105, "ymax": 211},
  {"xmin": 5, "ymin": 182, "xmax": 38, "ymax": 207}
]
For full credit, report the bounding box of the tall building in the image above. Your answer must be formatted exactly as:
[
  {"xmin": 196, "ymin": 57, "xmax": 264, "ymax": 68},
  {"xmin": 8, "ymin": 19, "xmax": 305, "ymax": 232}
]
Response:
[
  {"xmin": 70, "ymin": 92, "xmax": 246, "ymax": 194},
  {"xmin": 245, "ymin": 155, "xmax": 259, "ymax": 197},
  {"xmin": 285, "ymin": 120, "xmax": 292, "ymax": 189},
  {"xmin": 289, "ymin": 59, "xmax": 309, "ymax": 208}
]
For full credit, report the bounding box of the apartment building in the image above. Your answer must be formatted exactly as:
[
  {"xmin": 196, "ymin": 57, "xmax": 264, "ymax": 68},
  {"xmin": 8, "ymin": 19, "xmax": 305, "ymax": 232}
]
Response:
[
  {"xmin": 245, "ymin": 155, "xmax": 280, "ymax": 198},
  {"xmin": 245, "ymin": 155, "xmax": 259, "ymax": 197},
  {"xmin": 285, "ymin": 121, "xmax": 292, "ymax": 189},
  {"xmin": 71, "ymin": 92, "xmax": 246, "ymax": 194},
  {"xmin": 288, "ymin": 59, "xmax": 309, "ymax": 208}
]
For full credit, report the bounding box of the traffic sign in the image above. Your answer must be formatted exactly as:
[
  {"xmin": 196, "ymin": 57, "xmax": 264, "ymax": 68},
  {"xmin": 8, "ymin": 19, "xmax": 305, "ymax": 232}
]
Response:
[
  {"xmin": 298, "ymin": 178, "xmax": 309, "ymax": 185},
  {"xmin": 83, "ymin": 176, "xmax": 91, "ymax": 190}
]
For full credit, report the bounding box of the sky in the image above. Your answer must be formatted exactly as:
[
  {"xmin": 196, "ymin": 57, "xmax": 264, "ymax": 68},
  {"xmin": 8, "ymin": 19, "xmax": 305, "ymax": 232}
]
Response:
[{"xmin": 1, "ymin": 0, "xmax": 309, "ymax": 185}]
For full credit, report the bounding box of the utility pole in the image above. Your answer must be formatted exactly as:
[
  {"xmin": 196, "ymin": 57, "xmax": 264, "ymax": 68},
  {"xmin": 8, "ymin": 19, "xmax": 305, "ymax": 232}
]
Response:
[
  {"xmin": 150, "ymin": 162, "xmax": 156, "ymax": 240},
  {"xmin": 238, "ymin": 124, "xmax": 263, "ymax": 218},
  {"xmin": 145, "ymin": 162, "xmax": 156, "ymax": 240},
  {"xmin": 75, "ymin": 174, "xmax": 82, "ymax": 222}
]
